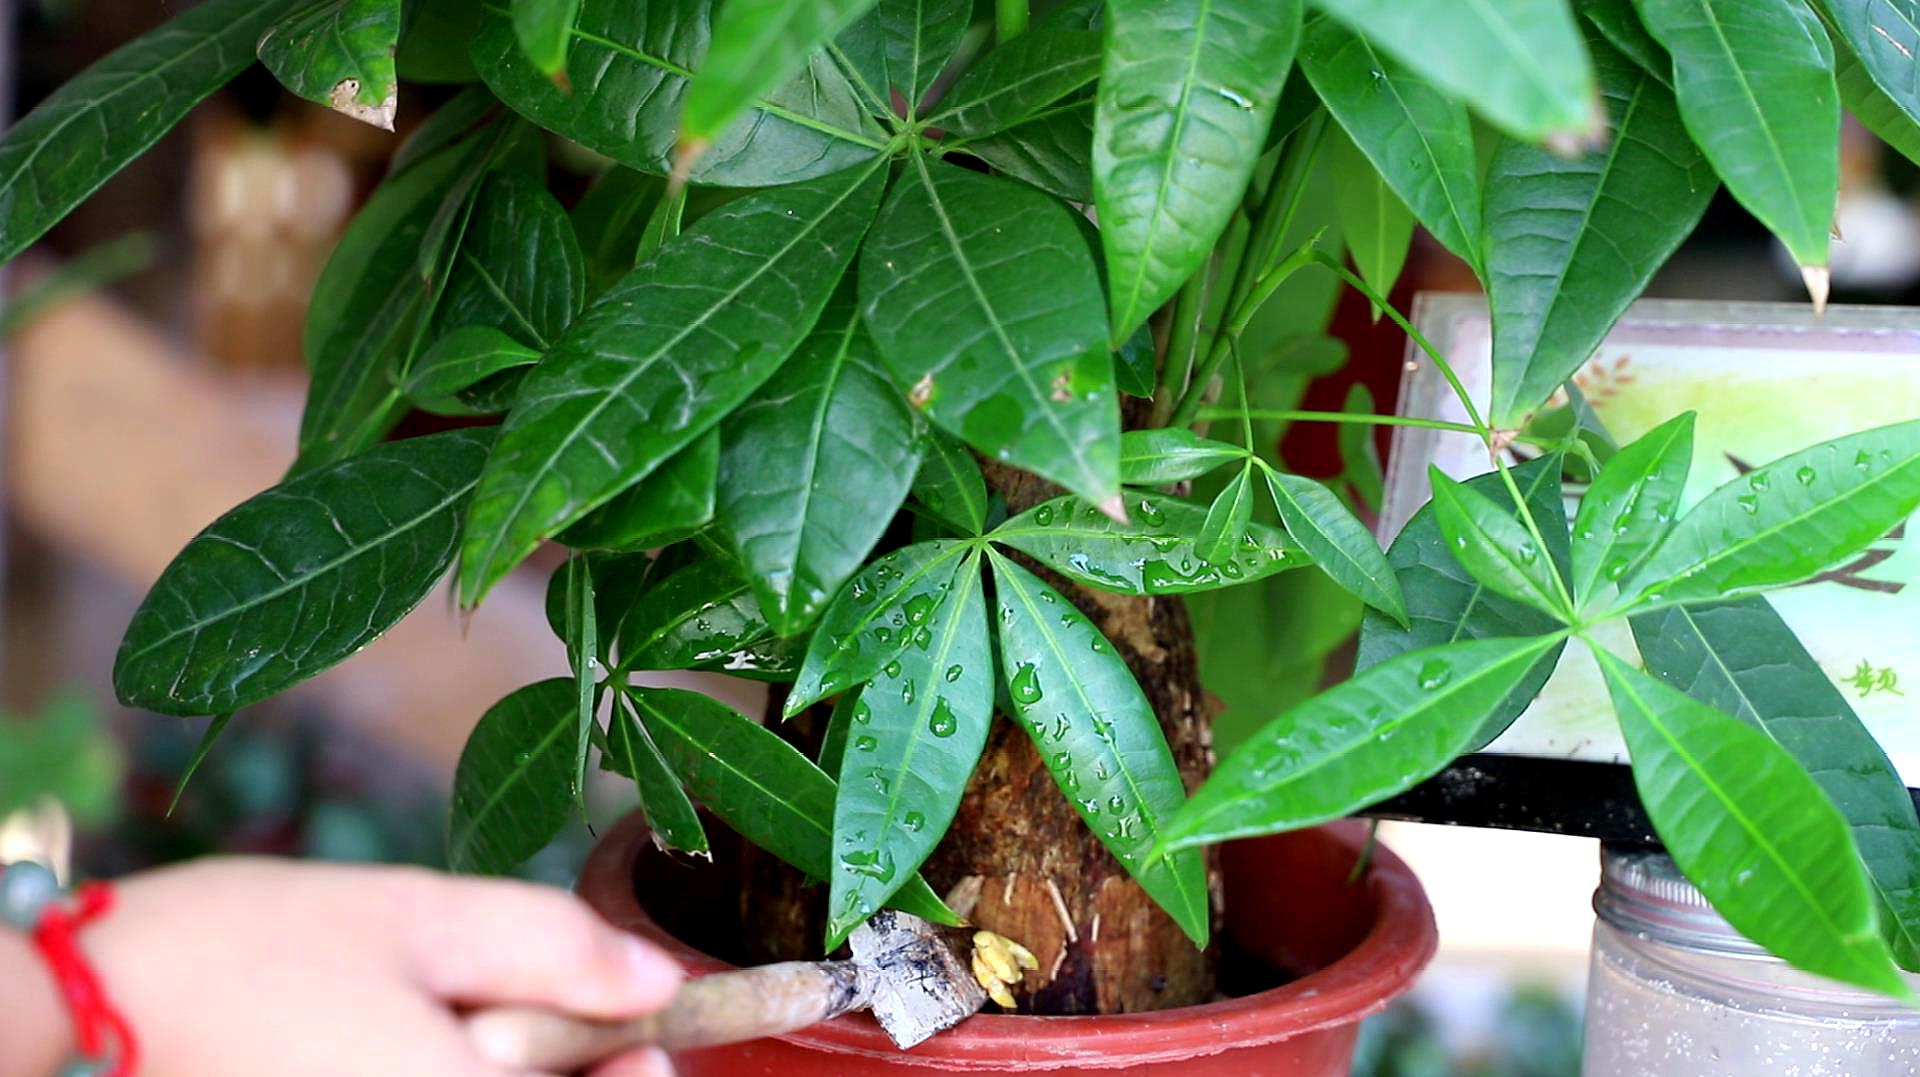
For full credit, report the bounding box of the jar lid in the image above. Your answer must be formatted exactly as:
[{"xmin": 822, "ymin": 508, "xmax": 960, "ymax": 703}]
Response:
[{"xmin": 1593, "ymin": 843, "xmax": 1769, "ymax": 956}]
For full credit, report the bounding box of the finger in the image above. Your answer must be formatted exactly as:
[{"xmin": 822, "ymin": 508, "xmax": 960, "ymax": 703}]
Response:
[
  {"xmin": 590, "ymin": 1047, "xmax": 678, "ymax": 1077},
  {"xmin": 397, "ymin": 873, "xmax": 682, "ymax": 1018}
]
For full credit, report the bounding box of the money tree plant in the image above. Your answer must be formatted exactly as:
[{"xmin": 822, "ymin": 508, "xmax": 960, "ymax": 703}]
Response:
[{"xmin": 7, "ymin": 0, "xmax": 1920, "ymax": 1011}]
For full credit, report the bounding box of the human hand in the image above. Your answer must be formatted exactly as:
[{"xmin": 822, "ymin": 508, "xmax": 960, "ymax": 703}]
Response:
[{"xmin": 64, "ymin": 858, "xmax": 681, "ymax": 1076}]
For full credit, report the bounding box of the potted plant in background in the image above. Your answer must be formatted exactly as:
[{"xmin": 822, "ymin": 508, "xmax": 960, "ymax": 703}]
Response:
[{"xmin": 6, "ymin": 0, "xmax": 1920, "ymax": 1071}]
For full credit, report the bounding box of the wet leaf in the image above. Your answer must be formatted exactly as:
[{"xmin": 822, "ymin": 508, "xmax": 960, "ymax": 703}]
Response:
[
  {"xmin": 1598, "ymin": 650, "xmax": 1909, "ymax": 997},
  {"xmin": 827, "ymin": 554, "xmax": 992, "ymax": 947},
  {"xmin": 991, "ymin": 493, "xmax": 1309, "ymax": 595},
  {"xmin": 1570, "ymin": 411, "xmax": 1694, "ymax": 610},
  {"xmin": 786, "ymin": 540, "xmax": 974, "ymax": 714},
  {"xmin": 861, "ymin": 157, "xmax": 1120, "ymax": 507},
  {"xmin": 561, "ymin": 556, "xmax": 598, "ymax": 819},
  {"xmin": 1160, "ymin": 635, "xmax": 1562, "ymax": 853},
  {"xmin": 1197, "ymin": 465, "xmax": 1257, "ymax": 569},
  {"xmin": 1632, "ymin": 597, "xmax": 1920, "ymax": 971},
  {"xmin": 1266, "ymin": 470, "xmax": 1407, "ymax": 625},
  {"xmin": 458, "ymin": 161, "xmax": 885, "ymax": 604},
  {"xmin": 1356, "ymin": 457, "xmax": 1569, "ymax": 750},
  {"xmin": 628, "ymin": 685, "xmax": 958, "ymax": 925},
  {"xmin": 448, "ymin": 679, "xmax": 576, "ymax": 873},
  {"xmin": 1095, "ymin": 0, "xmax": 1302, "ymax": 342},
  {"xmin": 115, "ymin": 430, "xmax": 493, "ymax": 716},
  {"xmin": 0, "ymin": 0, "xmax": 295, "ymax": 263},
  {"xmin": 403, "ymin": 326, "xmax": 540, "ymax": 417},
  {"xmin": 1619, "ymin": 418, "xmax": 1920, "ymax": 610},
  {"xmin": 988, "ymin": 552, "xmax": 1210, "ymax": 948},
  {"xmin": 1428, "ymin": 467, "xmax": 1570, "ymax": 619},
  {"xmin": 718, "ymin": 288, "xmax": 921, "ymax": 635},
  {"xmin": 614, "ymin": 555, "xmax": 772, "ymax": 672},
  {"xmin": 259, "ymin": 0, "xmax": 403, "ymax": 129}
]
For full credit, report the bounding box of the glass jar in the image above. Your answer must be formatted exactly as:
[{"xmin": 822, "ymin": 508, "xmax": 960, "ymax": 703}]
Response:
[{"xmin": 1584, "ymin": 844, "xmax": 1920, "ymax": 1076}]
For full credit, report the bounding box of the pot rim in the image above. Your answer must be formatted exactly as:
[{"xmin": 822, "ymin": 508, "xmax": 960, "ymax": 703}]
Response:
[{"xmin": 578, "ymin": 814, "xmax": 1437, "ymax": 1071}]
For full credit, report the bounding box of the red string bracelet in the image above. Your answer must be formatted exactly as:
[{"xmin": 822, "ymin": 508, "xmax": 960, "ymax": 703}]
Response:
[{"xmin": 23, "ymin": 877, "xmax": 140, "ymax": 1077}]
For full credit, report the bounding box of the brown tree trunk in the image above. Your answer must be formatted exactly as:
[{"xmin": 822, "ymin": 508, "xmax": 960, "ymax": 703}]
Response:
[{"xmin": 739, "ymin": 460, "xmax": 1221, "ymax": 1015}]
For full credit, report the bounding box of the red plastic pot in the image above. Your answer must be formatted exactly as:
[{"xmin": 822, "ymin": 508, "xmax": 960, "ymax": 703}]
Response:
[{"xmin": 578, "ymin": 815, "xmax": 1436, "ymax": 1074}]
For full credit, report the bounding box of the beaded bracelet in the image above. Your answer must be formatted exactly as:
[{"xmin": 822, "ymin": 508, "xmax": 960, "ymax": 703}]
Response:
[{"xmin": 0, "ymin": 861, "xmax": 139, "ymax": 1077}]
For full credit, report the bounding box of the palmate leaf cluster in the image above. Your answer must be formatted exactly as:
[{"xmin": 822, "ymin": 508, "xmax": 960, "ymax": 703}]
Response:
[{"xmin": 8, "ymin": 0, "xmax": 1920, "ymax": 989}]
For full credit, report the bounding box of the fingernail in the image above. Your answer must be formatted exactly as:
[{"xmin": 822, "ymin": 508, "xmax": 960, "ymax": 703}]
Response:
[
  {"xmin": 637, "ymin": 1047, "xmax": 678, "ymax": 1077},
  {"xmin": 625, "ymin": 937, "xmax": 683, "ymax": 987}
]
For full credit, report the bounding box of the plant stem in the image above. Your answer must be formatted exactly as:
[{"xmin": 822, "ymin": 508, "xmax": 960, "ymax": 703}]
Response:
[
  {"xmin": 1201, "ymin": 408, "xmax": 1486, "ymax": 436},
  {"xmin": 1155, "ymin": 267, "xmax": 1211, "ymax": 418},
  {"xmin": 1493, "ymin": 455, "xmax": 1579, "ymax": 617},
  {"xmin": 1168, "ymin": 244, "xmax": 1316, "ymax": 428},
  {"xmin": 996, "ymin": 0, "xmax": 1028, "ymax": 41}
]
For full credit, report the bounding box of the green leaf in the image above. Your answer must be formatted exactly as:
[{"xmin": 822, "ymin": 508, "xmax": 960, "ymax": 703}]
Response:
[
  {"xmin": 430, "ymin": 171, "xmax": 586, "ymax": 351},
  {"xmin": 558, "ymin": 430, "xmax": 720, "ymax": 552},
  {"xmin": 1831, "ymin": 22, "xmax": 1920, "ymax": 167},
  {"xmin": 1485, "ymin": 32, "xmax": 1714, "ymax": 427},
  {"xmin": 386, "ymin": 86, "xmax": 497, "ymax": 178},
  {"xmin": 683, "ymin": 0, "xmax": 880, "ymax": 151},
  {"xmin": 927, "ymin": 31, "xmax": 1101, "ymax": 137},
  {"xmin": 1114, "ymin": 324, "xmax": 1156, "ymax": 397},
  {"xmin": 297, "ymin": 124, "xmax": 504, "ymax": 471},
  {"xmin": 545, "ymin": 551, "xmax": 657, "ymax": 661},
  {"xmin": 571, "ymin": 167, "xmax": 665, "ymax": 297},
  {"xmin": 1337, "ymin": 384, "xmax": 1385, "ymax": 514},
  {"xmin": 911, "ymin": 430, "xmax": 989, "ymax": 535},
  {"xmin": 1307, "ymin": 0, "xmax": 1598, "ymax": 143},
  {"xmin": 168, "ymin": 712, "xmax": 235, "ymax": 817},
  {"xmin": 1633, "ymin": 0, "xmax": 1839, "ymax": 270},
  {"xmin": 818, "ymin": 691, "xmax": 859, "ymax": 778},
  {"xmin": 259, "ymin": 0, "xmax": 403, "ymax": 129},
  {"xmin": 1266, "ymin": 469, "xmax": 1407, "ymax": 625},
  {"xmin": 0, "ymin": 0, "xmax": 295, "ymax": 263},
  {"xmin": 786, "ymin": 539, "xmax": 974, "ymax": 714},
  {"xmin": 636, "ymin": 186, "xmax": 688, "ymax": 261},
  {"xmin": 1299, "ymin": 16, "xmax": 1481, "ymax": 269},
  {"xmin": 513, "ymin": 0, "xmax": 582, "ymax": 80},
  {"xmin": 840, "ymin": 0, "xmax": 973, "ymax": 114},
  {"xmin": 1620, "ymin": 419, "xmax": 1920, "ymax": 609},
  {"xmin": 448, "ymin": 679, "xmax": 577, "ymax": 873},
  {"xmin": 1197, "ymin": 465, "xmax": 1257, "ymax": 568},
  {"xmin": 403, "ymin": 326, "xmax": 540, "ymax": 417},
  {"xmin": 1356, "ymin": 457, "xmax": 1569, "ymax": 749},
  {"xmin": 860, "ymin": 157, "xmax": 1120, "ymax": 506},
  {"xmin": 963, "ymin": 100, "xmax": 1095, "ymax": 202},
  {"xmin": 473, "ymin": 0, "xmax": 888, "ymax": 186},
  {"xmin": 0, "ymin": 696, "xmax": 121, "ymax": 826},
  {"xmin": 992, "ymin": 493, "xmax": 1309, "ymax": 594},
  {"xmin": 1161, "ymin": 634, "xmax": 1562, "ymax": 853},
  {"xmin": 1584, "ymin": 0, "xmax": 1672, "ymax": 86},
  {"xmin": 1193, "ymin": 570, "xmax": 1359, "ymax": 755},
  {"xmin": 1819, "ymin": 1, "xmax": 1920, "ymax": 156},
  {"xmin": 614, "ymin": 555, "xmax": 772, "ymax": 672},
  {"xmin": 1094, "ymin": 0, "xmax": 1302, "ymax": 343},
  {"xmin": 559, "ymin": 557, "xmax": 598, "ymax": 821},
  {"xmin": 115, "ymin": 429, "xmax": 492, "ymax": 717},
  {"xmin": 627, "ymin": 686, "xmax": 959, "ymax": 925},
  {"xmin": 988, "ymin": 551, "xmax": 1210, "ymax": 947},
  {"xmin": 1428, "ymin": 467, "xmax": 1569, "ymax": 619},
  {"xmin": 1327, "ymin": 127, "xmax": 1416, "ymax": 316},
  {"xmin": 718, "ymin": 289, "xmax": 921, "ymax": 635},
  {"xmin": 1631, "ymin": 597, "xmax": 1920, "ymax": 971},
  {"xmin": 1596, "ymin": 650, "xmax": 1909, "ymax": 997},
  {"xmin": 1570, "ymin": 411, "xmax": 1694, "ymax": 609},
  {"xmin": 1118, "ymin": 428, "xmax": 1246, "ymax": 485},
  {"xmin": 458, "ymin": 161, "xmax": 886, "ymax": 604},
  {"xmin": 606, "ymin": 689, "xmax": 709, "ymax": 853},
  {"xmin": 827, "ymin": 554, "xmax": 991, "ymax": 945},
  {"xmin": 397, "ymin": 0, "xmax": 481, "ymax": 83}
]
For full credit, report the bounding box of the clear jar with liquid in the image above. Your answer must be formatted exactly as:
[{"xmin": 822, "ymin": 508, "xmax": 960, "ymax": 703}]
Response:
[{"xmin": 1584, "ymin": 845, "xmax": 1920, "ymax": 1076}]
